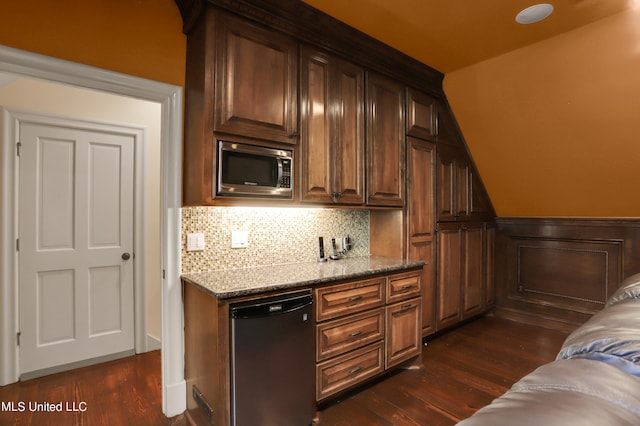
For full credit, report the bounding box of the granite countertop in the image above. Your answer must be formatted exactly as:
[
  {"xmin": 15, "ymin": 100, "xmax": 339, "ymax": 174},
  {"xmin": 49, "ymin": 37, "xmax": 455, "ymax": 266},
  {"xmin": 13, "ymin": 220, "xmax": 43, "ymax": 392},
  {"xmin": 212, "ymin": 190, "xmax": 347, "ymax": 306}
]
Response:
[{"xmin": 181, "ymin": 256, "xmax": 426, "ymax": 299}]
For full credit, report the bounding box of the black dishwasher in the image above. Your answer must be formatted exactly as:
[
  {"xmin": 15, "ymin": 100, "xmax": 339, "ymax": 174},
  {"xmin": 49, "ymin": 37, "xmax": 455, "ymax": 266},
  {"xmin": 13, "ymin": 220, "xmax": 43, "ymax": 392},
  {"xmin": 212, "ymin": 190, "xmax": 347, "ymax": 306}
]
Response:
[{"xmin": 230, "ymin": 291, "xmax": 314, "ymax": 426}]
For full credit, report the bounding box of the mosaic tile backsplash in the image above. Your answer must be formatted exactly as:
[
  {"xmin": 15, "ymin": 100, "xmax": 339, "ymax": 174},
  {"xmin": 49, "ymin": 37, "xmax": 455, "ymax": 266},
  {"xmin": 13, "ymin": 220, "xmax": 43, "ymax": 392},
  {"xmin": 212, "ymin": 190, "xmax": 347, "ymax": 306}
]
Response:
[{"xmin": 181, "ymin": 207, "xmax": 370, "ymax": 272}]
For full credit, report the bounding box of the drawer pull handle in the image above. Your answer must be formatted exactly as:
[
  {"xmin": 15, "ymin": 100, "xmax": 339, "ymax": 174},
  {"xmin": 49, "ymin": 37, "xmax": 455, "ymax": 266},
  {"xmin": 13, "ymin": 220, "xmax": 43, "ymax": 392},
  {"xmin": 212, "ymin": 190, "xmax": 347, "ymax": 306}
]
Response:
[
  {"xmin": 401, "ymin": 303, "xmax": 413, "ymax": 311},
  {"xmin": 401, "ymin": 285, "xmax": 414, "ymax": 291},
  {"xmin": 349, "ymin": 330, "xmax": 363, "ymax": 338},
  {"xmin": 348, "ymin": 366, "xmax": 362, "ymax": 375},
  {"xmin": 348, "ymin": 295, "xmax": 362, "ymax": 303}
]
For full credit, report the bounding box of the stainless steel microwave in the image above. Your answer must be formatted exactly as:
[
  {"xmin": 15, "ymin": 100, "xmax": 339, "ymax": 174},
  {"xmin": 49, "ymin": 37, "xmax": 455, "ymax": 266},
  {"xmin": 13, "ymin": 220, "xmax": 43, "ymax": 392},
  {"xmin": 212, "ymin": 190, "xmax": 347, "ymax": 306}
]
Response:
[{"xmin": 217, "ymin": 141, "xmax": 293, "ymax": 199}]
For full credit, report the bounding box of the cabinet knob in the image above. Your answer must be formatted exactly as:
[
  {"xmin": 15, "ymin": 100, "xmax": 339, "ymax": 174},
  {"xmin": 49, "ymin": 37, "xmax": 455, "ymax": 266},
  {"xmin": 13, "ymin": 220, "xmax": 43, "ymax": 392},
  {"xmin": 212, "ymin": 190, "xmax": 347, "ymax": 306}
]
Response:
[{"xmin": 290, "ymin": 132, "xmax": 299, "ymax": 138}]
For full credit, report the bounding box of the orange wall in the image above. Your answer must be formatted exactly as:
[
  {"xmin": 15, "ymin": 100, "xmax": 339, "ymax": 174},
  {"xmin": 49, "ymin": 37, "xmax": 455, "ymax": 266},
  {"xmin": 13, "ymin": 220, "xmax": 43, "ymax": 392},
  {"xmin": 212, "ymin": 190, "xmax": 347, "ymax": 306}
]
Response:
[
  {"xmin": 4, "ymin": 2, "xmax": 638, "ymax": 218},
  {"xmin": 0, "ymin": 0, "xmax": 186, "ymax": 87},
  {"xmin": 444, "ymin": 9, "xmax": 640, "ymax": 217}
]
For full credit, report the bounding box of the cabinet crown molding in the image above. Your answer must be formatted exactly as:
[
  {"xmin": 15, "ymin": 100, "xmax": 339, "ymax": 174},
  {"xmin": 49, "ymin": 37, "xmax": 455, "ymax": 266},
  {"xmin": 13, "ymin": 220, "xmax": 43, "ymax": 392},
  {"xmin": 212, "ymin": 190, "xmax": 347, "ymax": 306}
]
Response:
[{"xmin": 174, "ymin": 0, "xmax": 445, "ymax": 97}]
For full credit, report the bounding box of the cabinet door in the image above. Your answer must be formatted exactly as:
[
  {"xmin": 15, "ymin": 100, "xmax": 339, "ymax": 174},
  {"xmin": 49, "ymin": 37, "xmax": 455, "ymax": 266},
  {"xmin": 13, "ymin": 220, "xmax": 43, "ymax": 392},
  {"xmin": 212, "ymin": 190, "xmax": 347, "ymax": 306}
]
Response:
[
  {"xmin": 436, "ymin": 145, "xmax": 469, "ymax": 221},
  {"xmin": 300, "ymin": 48, "xmax": 333, "ymax": 202},
  {"xmin": 406, "ymin": 88, "xmax": 437, "ymax": 141},
  {"xmin": 407, "ymin": 138, "xmax": 435, "ymax": 242},
  {"xmin": 333, "ymin": 58, "xmax": 365, "ymax": 204},
  {"xmin": 409, "ymin": 244, "xmax": 435, "ymax": 336},
  {"xmin": 463, "ymin": 224, "xmax": 484, "ymax": 318},
  {"xmin": 385, "ymin": 298, "xmax": 421, "ymax": 368},
  {"xmin": 215, "ymin": 14, "xmax": 298, "ymax": 144},
  {"xmin": 300, "ymin": 48, "xmax": 364, "ymax": 204},
  {"xmin": 436, "ymin": 224, "xmax": 462, "ymax": 330},
  {"xmin": 366, "ymin": 72, "xmax": 405, "ymax": 206},
  {"xmin": 406, "ymin": 137, "xmax": 436, "ymax": 336},
  {"xmin": 436, "ymin": 145, "xmax": 456, "ymax": 220}
]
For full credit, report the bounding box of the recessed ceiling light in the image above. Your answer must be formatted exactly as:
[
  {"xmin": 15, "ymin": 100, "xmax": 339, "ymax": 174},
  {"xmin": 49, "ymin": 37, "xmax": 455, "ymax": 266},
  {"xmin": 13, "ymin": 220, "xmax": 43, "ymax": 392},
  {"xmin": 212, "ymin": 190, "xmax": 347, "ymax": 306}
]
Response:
[{"xmin": 516, "ymin": 3, "xmax": 554, "ymax": 24}]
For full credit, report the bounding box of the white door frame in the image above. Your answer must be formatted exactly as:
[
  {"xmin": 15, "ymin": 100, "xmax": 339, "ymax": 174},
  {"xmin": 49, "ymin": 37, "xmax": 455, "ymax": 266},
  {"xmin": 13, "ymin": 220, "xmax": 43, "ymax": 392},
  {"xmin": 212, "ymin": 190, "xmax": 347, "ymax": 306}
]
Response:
[{"xmin": 0, "ymin": 45, "xmax": 185, "ymax": 417}]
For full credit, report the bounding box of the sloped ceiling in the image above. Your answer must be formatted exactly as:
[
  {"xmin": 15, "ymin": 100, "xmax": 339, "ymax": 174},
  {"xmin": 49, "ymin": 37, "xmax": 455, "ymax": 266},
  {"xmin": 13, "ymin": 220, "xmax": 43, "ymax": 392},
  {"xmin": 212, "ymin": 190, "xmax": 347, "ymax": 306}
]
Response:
[
  {"xmin": 302, "ymin": 0, "xmax": 631, "ymax": 73},
  {"xmin": 303, "ymin": 1, "xmax": 640, "ymax": 218}
]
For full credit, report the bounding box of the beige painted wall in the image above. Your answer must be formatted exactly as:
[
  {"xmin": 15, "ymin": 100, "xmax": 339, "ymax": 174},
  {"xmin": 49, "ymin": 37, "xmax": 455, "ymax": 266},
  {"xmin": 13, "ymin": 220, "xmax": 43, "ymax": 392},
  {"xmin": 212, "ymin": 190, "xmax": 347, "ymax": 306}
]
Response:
[
  {"xmin": 0, "ymin": 77, "xmax": 163, "ymax": 342},
  {"xmin": 444, "ymin": 8, "xmax": 640, "ymax": 217}
]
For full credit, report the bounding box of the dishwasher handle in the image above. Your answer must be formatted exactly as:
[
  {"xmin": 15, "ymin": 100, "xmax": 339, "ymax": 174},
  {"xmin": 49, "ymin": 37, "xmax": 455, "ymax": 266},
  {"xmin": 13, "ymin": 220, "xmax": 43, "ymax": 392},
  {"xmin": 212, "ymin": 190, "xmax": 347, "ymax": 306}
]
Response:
[{"xmin": 231, "ymin": 291, "xmax": 312, "ymax": 319}]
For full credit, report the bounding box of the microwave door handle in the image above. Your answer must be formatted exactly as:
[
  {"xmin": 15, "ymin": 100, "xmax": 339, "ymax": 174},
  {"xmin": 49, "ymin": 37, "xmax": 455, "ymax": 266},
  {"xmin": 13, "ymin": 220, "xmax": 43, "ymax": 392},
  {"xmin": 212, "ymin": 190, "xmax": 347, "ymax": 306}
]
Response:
[{"xmin": 276, "ymin": 158, "xmax": 283, "ymax": 188}]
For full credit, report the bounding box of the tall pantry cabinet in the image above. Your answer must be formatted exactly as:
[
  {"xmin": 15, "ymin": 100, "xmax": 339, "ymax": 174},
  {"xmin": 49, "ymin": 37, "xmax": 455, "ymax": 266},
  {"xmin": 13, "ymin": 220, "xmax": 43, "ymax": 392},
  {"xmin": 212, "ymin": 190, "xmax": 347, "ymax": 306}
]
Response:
[
  {"xmin": 434, "ymin": 103, "xmax": 495, "ymax": 332},
  {"xmin": 406, "ymin": 136, "xmax": 436, "ymax": 336}
]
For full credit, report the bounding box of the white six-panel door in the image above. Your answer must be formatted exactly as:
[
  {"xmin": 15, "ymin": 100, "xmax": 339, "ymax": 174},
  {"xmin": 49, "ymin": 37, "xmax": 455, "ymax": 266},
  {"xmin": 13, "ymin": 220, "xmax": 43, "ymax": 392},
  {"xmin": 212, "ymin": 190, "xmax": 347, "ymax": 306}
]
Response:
[{"xmin": 18, "ymin": 121, "xmax": 135, "ymax": 376}]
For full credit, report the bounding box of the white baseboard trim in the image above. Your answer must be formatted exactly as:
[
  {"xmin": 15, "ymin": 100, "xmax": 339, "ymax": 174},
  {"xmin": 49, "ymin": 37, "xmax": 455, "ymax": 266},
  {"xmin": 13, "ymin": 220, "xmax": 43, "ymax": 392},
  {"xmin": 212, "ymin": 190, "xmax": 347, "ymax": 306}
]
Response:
[
  {"xmin": 20, "ymin": 350, "xmax": 135, "ymax": 381},
  {"xmin": 164, "ymin": 379, "xmax": 187, "ymax": 418},
  {"xmin": 146, "ymin": 334, "xmax": 162, "ymax": 351}
]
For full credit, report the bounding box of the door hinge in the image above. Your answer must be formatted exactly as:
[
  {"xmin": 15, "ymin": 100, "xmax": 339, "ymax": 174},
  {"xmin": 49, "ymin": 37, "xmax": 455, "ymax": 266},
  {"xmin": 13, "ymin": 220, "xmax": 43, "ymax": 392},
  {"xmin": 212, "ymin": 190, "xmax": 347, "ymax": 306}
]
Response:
[
  {"xmin": 162, "ymin": 269, "xmax": 166, "ymax": 279},
  {"xmin": 16, "ymin": 332, "xmax": 21, "ymax": 346},
  {"xmin": 16, "ymin": 142, "xmax": 21, "ymax": 157},
  {"xmin": 16, "ymin": 238, "xmax": 19, "ymax": 251}
]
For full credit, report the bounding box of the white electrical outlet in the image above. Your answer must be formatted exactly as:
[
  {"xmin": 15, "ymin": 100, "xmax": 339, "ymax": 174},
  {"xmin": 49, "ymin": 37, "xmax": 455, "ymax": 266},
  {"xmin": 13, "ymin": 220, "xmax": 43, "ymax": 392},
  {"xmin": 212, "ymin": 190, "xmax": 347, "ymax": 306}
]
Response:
[
  {"xmin": 231, "ymin": 230, "xmax": 249, "ymax": 249},
  {"xmin": 186, "ymin": 233, "xmax": 205, "ymax": 252}
]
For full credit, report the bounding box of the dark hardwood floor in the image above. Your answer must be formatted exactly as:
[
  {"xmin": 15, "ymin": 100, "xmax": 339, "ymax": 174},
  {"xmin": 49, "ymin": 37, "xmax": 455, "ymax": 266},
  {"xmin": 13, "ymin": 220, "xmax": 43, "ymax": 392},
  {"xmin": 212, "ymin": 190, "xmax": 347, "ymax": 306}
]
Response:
[
  {"xmin": 0, "ymin": 315, "xmax": 569, "ymax": 426},
  {"xmin": 0, "ymin": 349, "xmax": 187, "ymax": 426},
  {"xmin": 317, "ymin": 315, "xmax": 569, "ymax": 425}
]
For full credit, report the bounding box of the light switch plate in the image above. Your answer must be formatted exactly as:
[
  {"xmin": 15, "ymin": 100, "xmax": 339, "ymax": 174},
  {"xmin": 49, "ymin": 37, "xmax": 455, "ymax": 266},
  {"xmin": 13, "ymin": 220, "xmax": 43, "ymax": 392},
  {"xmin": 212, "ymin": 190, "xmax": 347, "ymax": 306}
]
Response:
[
  {"xmin": 231, "ymin": 230, "xmax": 249, "ymax": 249},
  {"xmin": 186, "ymin": 233, "xmax": 205, "ymax": 252}
]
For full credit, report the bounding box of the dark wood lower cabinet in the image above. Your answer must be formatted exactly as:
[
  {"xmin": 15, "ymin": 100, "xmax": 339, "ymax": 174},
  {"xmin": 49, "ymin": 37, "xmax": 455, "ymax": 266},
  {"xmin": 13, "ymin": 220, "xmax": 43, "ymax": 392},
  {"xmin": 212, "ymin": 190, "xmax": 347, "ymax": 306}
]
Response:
[
  {"xmin": 183, "ymin": 268, "xmax": 424, "ymax": 425},
  {"xmin": 463, "ymin": 223, "xmax": 484, "ymax": 318},
  {"xmin": 385, "ymin": 298, "xmax": 422, "ymax": 368},
  {"xmin": 436, "ymin": 224, "xmax": 463, "ymax": 329},
  {"xmin": 315, "ymin": 270, "xmax": 423, "ymax": 402},
  {"xmin": 436, "ymin": 221, "xmax": 492, "ymax": 331}
]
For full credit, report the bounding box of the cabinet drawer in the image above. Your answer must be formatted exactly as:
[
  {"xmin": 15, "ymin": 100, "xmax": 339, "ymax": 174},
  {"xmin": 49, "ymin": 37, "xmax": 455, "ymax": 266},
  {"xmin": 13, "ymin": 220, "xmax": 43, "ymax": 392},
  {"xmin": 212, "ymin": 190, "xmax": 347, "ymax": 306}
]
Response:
[
  {"xmin": 316, "ymin": 308, "xmax": 385, "ymax": 362},
  {"xmin": 315, "ymin": 277, "xmax": 385, "ymax": 321},
  {"xmin": 386, "ymin": 270, "xmax": 421, "ymax": 303},
  {"xmin": 316, "ymin": 342, "xmax": 384, "ymax": 401}
]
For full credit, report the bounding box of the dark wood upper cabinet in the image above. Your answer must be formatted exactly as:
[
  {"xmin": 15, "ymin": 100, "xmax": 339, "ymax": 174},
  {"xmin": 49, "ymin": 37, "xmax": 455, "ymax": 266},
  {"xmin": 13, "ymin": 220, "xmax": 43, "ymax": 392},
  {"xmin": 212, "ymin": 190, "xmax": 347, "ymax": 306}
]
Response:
[
  {"xmin": 181, "ymin": 8, "xmax": 299, "ymax": 205},
  {"xmin": 406, "ymin": 88, "xmax": 437, "ymax": 141},
  {"xmin": 366, "ymin": 72, "xmax": 406, "ymax": 207},
  {"xmin": 214, "ymin": 13, "xmax": 298, "ymax": 144},
  {"xmin": 437, "ymin": 144, "xmax": 469, "ymax": 221},
  {"xmin": 300, "ymin": 47, "xmax": 364, "ymax": 204}
]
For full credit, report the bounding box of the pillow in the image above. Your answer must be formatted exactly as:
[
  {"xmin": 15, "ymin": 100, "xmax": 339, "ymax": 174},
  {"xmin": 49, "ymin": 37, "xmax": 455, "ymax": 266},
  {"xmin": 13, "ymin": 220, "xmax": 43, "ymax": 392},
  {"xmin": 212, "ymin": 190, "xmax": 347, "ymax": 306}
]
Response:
[{"xmin": 607, "ymin": 272, "xmax": 640, "ymax": 307}]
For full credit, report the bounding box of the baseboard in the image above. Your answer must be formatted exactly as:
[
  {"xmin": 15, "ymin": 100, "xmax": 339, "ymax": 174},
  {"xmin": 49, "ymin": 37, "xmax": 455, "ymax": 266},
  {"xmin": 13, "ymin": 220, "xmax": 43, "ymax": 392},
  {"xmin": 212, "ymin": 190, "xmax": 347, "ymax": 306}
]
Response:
[
  {"xmin": 20, "ymin": 349, "xmax": 135, "ymax": 381},
  {"xmin": 164, "ymin": 379, "xmax": 187, "ymax": 418},
  {"xmin": 146, "ymin": 334, "xmax": 162, "ymax": 351},
  {"xmin": 492, "ymin": 306, "xmax": 581, "ymax": 334}
]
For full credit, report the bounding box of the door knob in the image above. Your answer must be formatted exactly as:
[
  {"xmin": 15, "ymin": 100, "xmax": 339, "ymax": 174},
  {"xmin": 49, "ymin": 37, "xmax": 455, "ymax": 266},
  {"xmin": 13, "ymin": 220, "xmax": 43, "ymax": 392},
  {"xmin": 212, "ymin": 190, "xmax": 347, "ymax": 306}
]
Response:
[{"xmin": 122, "ymin": 252, "xmax": 131, "ymax": 260}]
